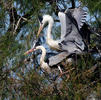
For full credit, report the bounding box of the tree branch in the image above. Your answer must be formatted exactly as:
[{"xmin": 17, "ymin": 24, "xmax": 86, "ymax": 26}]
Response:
[{"xmin": 71, "ymin": 0, "xmax": 75, "ymax": 8}]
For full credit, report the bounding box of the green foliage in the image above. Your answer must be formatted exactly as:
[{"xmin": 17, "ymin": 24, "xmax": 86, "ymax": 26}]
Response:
[
  {"xmin": 0, "ymin": 0, "xmax": 101, "ymax": 99},
  {"xmin": 80, "ymin": 0, "xmax": 101, "ymax": 26},
  {"xmin": 80, "ymin": 0, "xmax": 101, "ymax": 14}
]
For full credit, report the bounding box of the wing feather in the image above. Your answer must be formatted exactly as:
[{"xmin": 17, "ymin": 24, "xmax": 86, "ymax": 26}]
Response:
[
  {"xmin": 58, "ymin": 11, "xmax": 72, "ymax": 40},
  {"xmin": 71, "ymin": 7, "xmax": 87, "ymax": 29},
  {"xmin": 48, "ymin": 51, "xmax": 70, "ymax": 66},
  {"xmin": 65, "ymin": 8, "xmax": 87, "ymax": 29},
  {"xmin": 58, "ymin": 12, "xmax": 67, "ymax": 39},
  {"xmin": 58, "ymin": 8, "xmax": 87, "ymax": 54}
]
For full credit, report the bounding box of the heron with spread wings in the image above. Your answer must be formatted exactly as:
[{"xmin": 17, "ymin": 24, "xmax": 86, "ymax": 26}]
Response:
[{"xmin": 36, "ymin": 7, "xmax": 88, "ymax": 65}]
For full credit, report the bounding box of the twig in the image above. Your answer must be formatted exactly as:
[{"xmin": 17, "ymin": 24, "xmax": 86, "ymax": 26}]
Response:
[
  {"xmin": 13, "ymin": 17, "xmax": 22, "ymax": 35},
  {"xmin": 21, "ymin": 17, "xmax": 33, "ymax": 23},
  {"xmin": 59, "ymin": 67, "xmax": 75, "ymax": 77}
]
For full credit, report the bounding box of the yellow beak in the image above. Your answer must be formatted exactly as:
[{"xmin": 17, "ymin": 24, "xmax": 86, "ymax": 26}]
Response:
[
  {"xmin": 24, "ymin": 48, "xmax": 35, "ymax": 55},
  {"xmin": 37, "ymin": 25, "xmax": 43, "ymax": 38}
]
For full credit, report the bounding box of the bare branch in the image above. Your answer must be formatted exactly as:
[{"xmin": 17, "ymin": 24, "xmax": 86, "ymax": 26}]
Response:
[
  {"xmin": 13, "ymin": 17, "xmax": 22, "ymax": 35},
  {"xmin": 71, "ymin": 0, "xmax": 75, "ymax": 8}
]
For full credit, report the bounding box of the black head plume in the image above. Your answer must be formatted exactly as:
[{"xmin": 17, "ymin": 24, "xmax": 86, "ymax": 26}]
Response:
[{"xmin": 38, "ymin": 15, "xmax": 43, "ymax": 23}]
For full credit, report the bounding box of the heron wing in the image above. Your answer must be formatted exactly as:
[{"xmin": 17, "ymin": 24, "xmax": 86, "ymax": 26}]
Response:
[
  {"xmin": 70, "ymin": 7, "xmax": 87, "ymax": 29},
  {"xmin": 59, "ymin": 29, "xmax": 86, "ymax": 53},
  {"xmin": 48, "ymin": 51, "xmax": 70, "ymax": 66},
  {"xmin": 60, "ymin": 11, "xmax": 86, "ymax": 52},
  {"xmin": 59, "ymin": 9, "xmax": 87, "ymax": 53},
  {"xmin": 59, "ymin": 40, "xmax": 84, "ymax": 54},
  {"xmin": 58, "ymin": 11, "xmax": 72, "ymax": 40},
  {"xmin": 59, "ymin": 8, "xmax": 87, "ymax": 40}
]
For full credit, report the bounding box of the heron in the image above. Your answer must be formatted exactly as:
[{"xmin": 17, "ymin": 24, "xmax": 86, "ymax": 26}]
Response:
[
  {"xmin": 24, "ymin": 46, "xmax": 63, "ymax": 74},
  {"xmin": 37, "ymin": 7, "xmax": 87, "ymax": 52},
  {"xmin": 37, "ymin": 7, "xmax": 88, "ymax": 65}
]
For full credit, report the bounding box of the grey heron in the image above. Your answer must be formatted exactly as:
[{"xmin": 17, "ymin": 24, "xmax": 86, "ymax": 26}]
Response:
[
  {"xmin": 24, "ymin": 46, "xmax": 63, "ymax": 73},
  {"xmin": 37, "ymin": 7, "xmax": 87, "ymax": 54},
  {"xmin": 37, "ymin": 7, "xmax": 88, "ymax": 65}
]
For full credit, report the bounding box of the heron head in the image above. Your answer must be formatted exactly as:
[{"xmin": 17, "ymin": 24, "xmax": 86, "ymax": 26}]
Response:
[
  {"xmin": 24, "ymin": 45, "xmax": 46, "ymax": 55},
  {"xmin": 37, "ymin": 15, "xmax": 54, "ymax": 37}
]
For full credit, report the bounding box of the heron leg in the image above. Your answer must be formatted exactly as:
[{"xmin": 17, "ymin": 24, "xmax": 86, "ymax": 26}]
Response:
[{"xmin": 58, "ymin": 65, "xmax": 63, "ymax": 74}]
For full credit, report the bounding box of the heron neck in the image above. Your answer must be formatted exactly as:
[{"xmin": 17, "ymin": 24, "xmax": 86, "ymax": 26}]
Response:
[
  {"xmin": 47, "ymin": 20, "xmax": 54, "ymax": 40},
  {"xmin": 40, "ymin": 48, "xmax": 46, "ymax": 65}
]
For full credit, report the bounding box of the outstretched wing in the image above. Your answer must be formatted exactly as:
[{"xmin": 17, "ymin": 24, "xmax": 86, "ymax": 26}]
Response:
[
  {"xmin": 58, "ymin": 11, "xmax": 72, "ymax": 40},
  {"xmin": 48, "ymin": 51, "xmax": 70, "ymax": 66},
  {"xmin": 58, "ymin": 7, "xmax": 87, "ymax": 41},
  {"xmin": 66, "ymin": 7, "xmax": 87, "ymax": 29},
  {"xmin": 59, "ymin": 10, "xmax": 87, "ymax": 53}
]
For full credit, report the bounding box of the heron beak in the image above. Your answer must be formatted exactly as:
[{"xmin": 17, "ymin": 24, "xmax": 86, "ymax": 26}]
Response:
[
  {"xmin": 37, "ymin": 25, "xmax": 43, "ymax": 38},
  {"xmin": 24, "ymin": 48, "xmax": 35, "ymax": 55}
]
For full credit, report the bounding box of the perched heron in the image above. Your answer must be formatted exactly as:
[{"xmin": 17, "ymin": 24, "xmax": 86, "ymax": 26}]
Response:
[
  {"xmin": 24, "ymin": 46, "xmax": 63, "ymax": 73},
  {"xmin": 37, "ymin": 8, "xmax": 88, "ymax": 65},
  {"xmin": 37, "ymin": 7, "xmax": 87, "ymax": 53}
]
